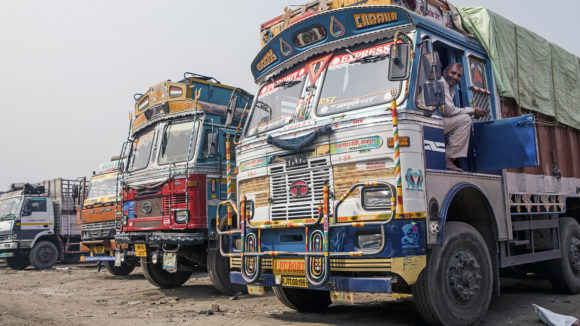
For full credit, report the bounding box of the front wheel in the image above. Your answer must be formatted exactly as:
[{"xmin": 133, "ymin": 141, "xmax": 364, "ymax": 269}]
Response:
[
  {"xmin": 141, "ymin": 258, "xmax": 192, "ymax": 288},
  {"xmin": 105, "ymin": 260, "xmax": 135, "ymax": 276},
  {"xmin": 207, "ymin": 248, "xmax": 246, "ymax": 295},
  {"xmin": 6, "ymin": 254, "xmax": 29, "ymax": 270},
  {"xmin": 273, "ymin": 287, "xmax": 331, "ymax": 312},
  {"xmin": 549, "ymin": 217, "xmax": 580, "ymax": 293},
  {"xmin": 412, "ymin": 222, "xmax": 493, "ymax": 326},
  {"xmin": 29, "ymin": 241, "xmax": 59, "ymax": 270}
]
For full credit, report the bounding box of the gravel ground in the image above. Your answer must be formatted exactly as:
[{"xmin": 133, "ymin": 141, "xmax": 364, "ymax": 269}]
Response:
[{"xmin": 0, "ymin": 262, "xmax": 578, "ymax": 325}]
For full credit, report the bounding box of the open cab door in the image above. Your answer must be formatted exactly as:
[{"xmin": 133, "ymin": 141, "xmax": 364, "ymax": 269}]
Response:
[{"xmin": 472, "ymin": 114, "xmax": 538, "ymax": 171}]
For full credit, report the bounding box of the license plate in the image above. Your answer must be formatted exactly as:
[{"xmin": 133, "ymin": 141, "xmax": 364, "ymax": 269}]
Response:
[
  {"xmin": 247, "ymin": 285, "xmax": 265, "ymax": 296},
  {"xmin": 281, "ymin": 276, "xmax": 308, "ymax": 288},
  {"xmin": 273, "ymin": 258, "xmax": 305, "ymax": 275},
  {"xmin": 163, "ymin": 252, "xmax": 177, "ymax": 273},
  {"xmin": 114, "ymin": 251, "xmax": 122, "ymax": 267},
  {"xmin": 94, "ymin": 246, "xmax": 105, "ymax": 254},
  {"xmin": 331, "ymin": 291, "xmax": 355, "ymax": 303},
  {"xmin": 134, "ymin": 244, "xmax": 147, "ymax": 257}
]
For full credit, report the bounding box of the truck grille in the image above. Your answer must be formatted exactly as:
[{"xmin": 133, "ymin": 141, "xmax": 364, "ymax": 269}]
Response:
[
  {"xmin": 81, "ymin": 221, "xmax": 116, "ymax": 240},
  {"xmin": 163, "ymin": 192, "xmax": 186, "ymax": 216},
  {"xmin": 135, "ymin": 197, "xmax": 163, "ymax": 218},
  {"xmin": 0, "ymin": 233, "xmax": 10, "ymax": 241},
  {"xmin": 269, "ymin": 158, "xmax": 331, "ymax": 220}
]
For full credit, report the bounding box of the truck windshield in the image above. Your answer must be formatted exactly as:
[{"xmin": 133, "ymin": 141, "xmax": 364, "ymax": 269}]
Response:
[
  {"xmin": 86, "ymin": 176, "xmax": 117, "ymax": 200},
  {"xmin": 158, "ymin": 121, "xmax": 196, "ymax": 165},
  {"xmin": 246, "ymin": 67, "xmax": 306, "ymax": 136},
  {"xmin": 0, "ymin": 196, "xmax": 22, "ymax": 221},
  {"xmin": 317, "ymin": 42, "xmax": 399, "ymax": 116},
  {"xmin": 128, "ymin": 129, "xmax": 155, "ymax": 172}
]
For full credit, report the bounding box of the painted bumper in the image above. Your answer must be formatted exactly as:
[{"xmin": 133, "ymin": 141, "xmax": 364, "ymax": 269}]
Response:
[{"xmin": 230, "ymin": 272, "xmax": 392, "ymax": 293}]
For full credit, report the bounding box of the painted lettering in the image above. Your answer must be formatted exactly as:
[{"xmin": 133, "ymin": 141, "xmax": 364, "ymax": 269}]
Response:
[
  {"xmin": 354, "ymin": 12, "xmax": 398, "ymax": 29},
  {"xmin": 256, "ymin": 49, "xmax": 278, "ymax": 71}
]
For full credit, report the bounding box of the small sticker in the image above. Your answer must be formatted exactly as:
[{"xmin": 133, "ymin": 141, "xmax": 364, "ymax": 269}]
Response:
[
  {"xmin": 401, "ymin": 222, "xmax": 420, "ymax": 249},
  {"xmin": 405, "ymin": 168, "xmax": 424, "ymax": 191}
]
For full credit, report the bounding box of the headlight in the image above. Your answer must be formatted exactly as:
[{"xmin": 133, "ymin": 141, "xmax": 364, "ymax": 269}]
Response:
[
  {"xmin": 357, "ymin": 233, "xmax": 382, "ymax": 250},
  {"xmin": 121, "ymin": 215, "xmax": 128, "ymax": 226},
  {"xmin": 11, "ymin": 233, "xmax": 17, "ymax": 240},
  {"xmin": 245, "ymin": 200, "xmax": 255, "ymax": 220},
  {"xmin": 175, "ymin": 211, "xmax": 189, "ymax": 224}
]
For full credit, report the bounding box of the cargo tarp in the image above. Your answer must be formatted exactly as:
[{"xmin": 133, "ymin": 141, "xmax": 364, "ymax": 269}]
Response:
[{"xmin": 457, "ymin": 7, "xmax": 580, "ymax": 129}]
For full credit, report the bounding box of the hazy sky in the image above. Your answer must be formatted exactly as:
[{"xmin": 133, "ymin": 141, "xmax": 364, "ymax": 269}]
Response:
[{"xmin": 1, "ymin": 0, "xmax": 578, "ymax": 190}]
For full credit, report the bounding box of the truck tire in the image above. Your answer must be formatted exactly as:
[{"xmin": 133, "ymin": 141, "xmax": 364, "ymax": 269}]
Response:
[
  {"xmin": 141, "ymin": 258, "xmax": 192, "ymax": 288},
  {"xmin": 412, "ymin": 222, "xmax": 493, "ymax": 326},
  {"xmin": 207, "ymin": 248, "xmax": 246, "ymax": 295},
  {"xmin": 273, "ymin": 287, "xmax": 331, "ymax": 312},
  {"xmin": 104, "ymin": 261, "xmax": 135, "ymax": 276},
  {"xmin": 549, "ymin": 217, "xmax": 580, "ymax": 294},
  {"xmin": 6, "ymin": 254, "xmax": 29, "ymax": 270},
  {"xmin": 29, "ymin": 241, "xmax": 59, "ymax": 270}
]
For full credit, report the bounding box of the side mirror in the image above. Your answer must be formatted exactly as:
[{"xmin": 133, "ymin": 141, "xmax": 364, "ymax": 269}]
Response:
[
  {"xmin": 21, "ymin": 205, "xmax": 31, "ymax": 217},
  {"xmin": 421, "ymin": 51, "xmax": 442, "ymax": 81},
  {"xmin": 388, "ymin": 43, "xmax": 411, "ymax": 81},
  {"xmin": 423, "ymin": 80, "xmax": 446, "ymax": 106},
  {"xmin": 206, "ymin": 132, "xmax": 219, "ymax": 158},
  {"xmin": 225, "ymin": 95, "xmax": 238, "ymax": 127}
]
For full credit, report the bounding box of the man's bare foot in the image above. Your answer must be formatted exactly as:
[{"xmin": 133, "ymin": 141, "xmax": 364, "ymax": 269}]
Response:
[{"xmin": 446, "ymin": 158, "xmax": 463, "ymax": 172}]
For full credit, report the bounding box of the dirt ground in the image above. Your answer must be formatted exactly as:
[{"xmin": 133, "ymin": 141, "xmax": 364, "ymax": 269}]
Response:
[{"xmin": 0, "ymin": 262, "xmax": 578, "ymax": 326}]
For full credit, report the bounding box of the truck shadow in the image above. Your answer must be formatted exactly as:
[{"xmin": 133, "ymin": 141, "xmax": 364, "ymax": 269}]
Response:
[{"xmin": 269, "ymin": 301, "xmax": 423, "ymax": 325}]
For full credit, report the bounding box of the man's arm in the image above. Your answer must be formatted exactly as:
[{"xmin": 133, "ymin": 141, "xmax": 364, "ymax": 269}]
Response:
[{"xmin": 443, "ymin": 85, "xmax": 475, "ymax": 117}]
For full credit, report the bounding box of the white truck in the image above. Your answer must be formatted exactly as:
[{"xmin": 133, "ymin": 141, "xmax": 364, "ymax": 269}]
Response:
[{"xmin": 0, "ymin": 178, "xmax": 83, "ymax": 269}]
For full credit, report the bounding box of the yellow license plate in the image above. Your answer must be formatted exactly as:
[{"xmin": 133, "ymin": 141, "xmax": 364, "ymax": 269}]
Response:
[
  {"xmin": 94, "ymin": 246, "xmax": 105, "ymax": 254},
  {"xmin": 281, "ymin": 276, "xmax": 308, "ymax": 288},
  {"xmin": 273, "ymin": 258, "xmax": 305, "ymax": 275},
  {"xmin": 134, "ymin": 244, "xmax": 147, "ymax": 257}
]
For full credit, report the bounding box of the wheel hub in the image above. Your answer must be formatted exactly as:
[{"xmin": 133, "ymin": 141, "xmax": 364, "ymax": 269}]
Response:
[
  {"xmin": 569, "ymin": 237, "xmax": 580, "ymax": 273},
  {"xmin": 39, "ymin": 247, "xmax": 53, "ymax": 263},
  {"xmin": 447, "ymin": 251, "xmax": 482, "ymax": 303}
]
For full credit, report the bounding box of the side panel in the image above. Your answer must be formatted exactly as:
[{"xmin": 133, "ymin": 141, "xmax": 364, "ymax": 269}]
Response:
[
  {"xmin": 473, "ymin": 114, "xmax": 538, "ymax": 171},
  {"xmin": 425, "ymin": 171, "xmax": 507, "ymax": 244}
]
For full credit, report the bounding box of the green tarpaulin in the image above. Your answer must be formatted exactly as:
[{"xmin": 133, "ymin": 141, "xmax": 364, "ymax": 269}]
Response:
[{"xmin": 457, "ymin": 7, "xmax": 580, "ymax": 129}]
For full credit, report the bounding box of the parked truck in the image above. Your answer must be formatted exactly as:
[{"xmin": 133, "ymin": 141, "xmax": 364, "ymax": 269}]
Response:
[
  {"xmin": 219, "ymin": 1, "xmax": 580, "ymax": 325},
  {"xmin": 78, "ymin": 158, "xmax": 136, "ymax": 275},
  {"xmin": 115, "ymin": 73, "xmax": 253, "ymax": 293},
  {"xmin": 0, "ymin": 178, "xmax": 83, "ymax": 270}
]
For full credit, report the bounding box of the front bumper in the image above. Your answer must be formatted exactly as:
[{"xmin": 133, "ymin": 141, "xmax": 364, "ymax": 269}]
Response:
[
  {"xmin": 115, "ymin": 231, "xmax": 206, "ymax": 245},
  {"xmin": 230, "ymin": 272, "xmax": 393, "ymax": 293},
  {"xmin": 0, "ymin": 241, "xmax": 19, "ymax": 250}
]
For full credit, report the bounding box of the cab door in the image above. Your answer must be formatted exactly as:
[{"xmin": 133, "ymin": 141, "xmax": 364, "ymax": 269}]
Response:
[
  {"xmin": 472, "ymin": 114, "xmax": 538, "ymax": 171},
  {"xmin": 20, "ymin": 198, "xmax": 52, "ymax": 240}
]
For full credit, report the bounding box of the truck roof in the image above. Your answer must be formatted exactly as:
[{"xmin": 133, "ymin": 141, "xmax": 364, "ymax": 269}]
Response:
[{"xmin": 131, "ymin": 74, "xmax": 253, "ymax": 134}]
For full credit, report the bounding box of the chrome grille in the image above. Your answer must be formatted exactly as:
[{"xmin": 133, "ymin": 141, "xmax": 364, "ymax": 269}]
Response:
[
  {"xmin": 270, "ymin": 158, "xmax": 331, "ymax": 220},
  {"xmin": 81, "ymin": 221, "xmax": 116, "ymax": 232},
  {"xmin": 0, "ymin": 233, "xmax": 10, "ymax": 241}
]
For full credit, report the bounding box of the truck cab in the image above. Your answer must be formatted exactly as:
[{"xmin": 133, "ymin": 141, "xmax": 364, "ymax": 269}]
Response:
[
  {"xmin": 1, "ymin": 179, "xmax": 82, "ymax": 270},
  {"xmin": 115, "ymin": 73, "xmax": 253, "ymax": 292},
  {"xmin": 78, "ymin": 159, "xmax": 135, "ymax": 275},
  {"xmin": 221, "ymin": 1, "xmax": 580, "ymax": 325}
]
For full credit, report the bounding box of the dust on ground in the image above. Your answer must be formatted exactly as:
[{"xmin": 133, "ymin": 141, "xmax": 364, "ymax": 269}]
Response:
[{"xmin": 0, "ymin": 262, "xmax": 578, "ymax": 326}]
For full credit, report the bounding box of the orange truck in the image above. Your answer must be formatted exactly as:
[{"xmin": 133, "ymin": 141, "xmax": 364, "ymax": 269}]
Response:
[{"xmin": 78, "ymin": 158, "xmax": 136, "ymax": 275}]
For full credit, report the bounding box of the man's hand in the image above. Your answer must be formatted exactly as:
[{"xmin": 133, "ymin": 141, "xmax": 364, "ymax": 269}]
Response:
[{"xmin": 473, "ymin": 107, "xmax": 487, "ymax": 118}]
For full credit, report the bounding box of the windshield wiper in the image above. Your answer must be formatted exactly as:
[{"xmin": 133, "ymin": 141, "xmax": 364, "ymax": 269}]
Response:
[
  {"xmin": 274, "ymin": 80, "xmax": 301, "ymax": 89},
  {"xmin": 350, "ymin": 53, "xmax": 389, "ymax": 64}
]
